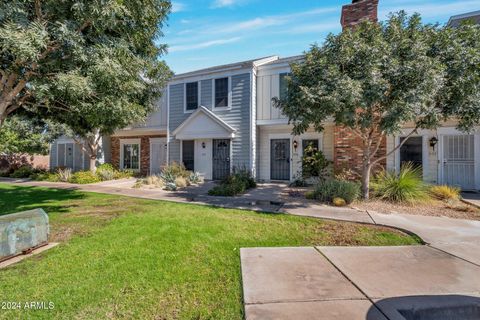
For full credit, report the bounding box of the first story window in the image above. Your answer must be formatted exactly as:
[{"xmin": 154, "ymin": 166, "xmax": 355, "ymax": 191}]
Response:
[
  {"xmin": 122, "ymin": 143, "xmax": 140, "ymax": 170},
  {"xmin": 214, "ymin": 77, "xmax": 229, "ymax": 108},
  {"xmin": 186, "ymin": 82, "xmax": 198, "ymax": 111},
  {"xmin": 182, "ymin": 140, "xmax": 195, "ymax": 171}
]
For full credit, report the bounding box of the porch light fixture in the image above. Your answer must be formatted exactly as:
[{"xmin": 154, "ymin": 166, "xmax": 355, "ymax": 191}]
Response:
[
  {"xmin": 429, "ymin": 137, "xmax": 438, "ymax": 150},
  {"xmin": 201, "ymin": 142, "xmax": 206, "ymax": 149},
  {"xmin": 293, "ymin": 140, "xmax": 298, "ymax": 151}
]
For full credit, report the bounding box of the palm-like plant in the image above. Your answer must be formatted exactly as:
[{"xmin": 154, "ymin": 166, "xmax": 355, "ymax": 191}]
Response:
[{"xmin": 371, "ymin": 163, "xmax": 429, "ymax": 203}]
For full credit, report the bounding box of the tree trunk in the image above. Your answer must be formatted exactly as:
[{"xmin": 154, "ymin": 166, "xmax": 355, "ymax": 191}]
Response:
[
  {"xmin": 361, "ymin": 164, "xmax": 372, "ymax": 200},
  {"xmin": 89, "ymin": 156, "xmax": 97, "ymax": 173}
]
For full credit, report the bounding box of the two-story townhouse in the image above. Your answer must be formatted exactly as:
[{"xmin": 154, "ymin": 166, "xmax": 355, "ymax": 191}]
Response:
[
  {"xmin": 166, "ymin": 56, "xmax": 278, "ymax": 180},
  {"xmin": 48, "ymin": 0, "xmax": 480, "ymax": 191}
]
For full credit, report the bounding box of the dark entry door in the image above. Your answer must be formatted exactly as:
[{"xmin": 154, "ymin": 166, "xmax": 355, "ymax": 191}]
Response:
[
  {"xmin": 400, "ymin": 137, "xmax": 423, "ymax": 170},
  {"xmin": 213, "ymin": 139, "xmax": 230, "ymax": 180},
  {"xmin": 271, "ymin": 139, "xmax": 290, "ymax": 180}
]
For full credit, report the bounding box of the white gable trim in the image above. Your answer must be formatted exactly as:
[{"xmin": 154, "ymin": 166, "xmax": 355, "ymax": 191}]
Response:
[{"xmin": 172, "ymin": 106, "xmax": 236, "ymax": 140}]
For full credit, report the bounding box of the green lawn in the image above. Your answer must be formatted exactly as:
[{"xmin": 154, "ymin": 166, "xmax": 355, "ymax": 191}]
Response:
[{"xmin": 0, "ymin": 183, "xmax": 420, "ymax": 319}]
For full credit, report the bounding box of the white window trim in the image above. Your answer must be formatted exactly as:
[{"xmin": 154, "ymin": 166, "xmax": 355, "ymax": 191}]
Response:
[
  {"xmin": 184, "ymin": 81, "xmax": 201, "ymax": 114},
  {"xmin": 212, "ymin": 76, "xmax": 232, "ymax": 111},
  {"xmin": 120, "ymin": 138, "xmax": 141, "ymax": 171}
]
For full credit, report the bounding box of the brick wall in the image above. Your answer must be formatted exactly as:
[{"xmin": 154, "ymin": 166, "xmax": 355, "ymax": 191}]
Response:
[
  {"xmin": 335, "ymin": 0, "xmax": 383, "ymax": 179},
  {"xmin": 333, "ymin": 126, "xmax": 386, "ymax": 179},
  {"xmin": 111, "ymin": 135, "xmax": 166, "ymax": 176},
  {"xmin": 341, "ymin": 0, "xmax": 379, "ymax": 30}
]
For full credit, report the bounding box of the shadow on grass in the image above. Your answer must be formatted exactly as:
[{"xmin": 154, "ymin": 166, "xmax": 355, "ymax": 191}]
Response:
[{"xmin": 0, "ymin": 185, "xmax": 85, "ymax": 215}]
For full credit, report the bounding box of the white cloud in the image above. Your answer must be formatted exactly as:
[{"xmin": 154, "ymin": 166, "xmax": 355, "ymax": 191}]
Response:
[
  {"xmin": 169, "ymin": 37, "xmax": 242, "ymax": 52},
  {"xmin": 171, "ymin": 2, "xmax": 186, "ymax": 13},
  {"xmin": 286, "ymin": 21, "xmax": 340, "ymax": 34},
  {"xmin": 220, "ymin": 17, "xmax": 285, "ymax": 33},
  {"xmin": 211, "ymin": 0, "xmax": 236, "ymax": 8}
]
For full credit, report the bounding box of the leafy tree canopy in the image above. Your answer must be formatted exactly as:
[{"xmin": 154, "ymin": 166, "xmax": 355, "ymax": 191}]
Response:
[
  {"xmin": 276, "ymin": 12, "xmax": 480, "ymax": 198},
  {"xmin": 0, "ymin": 115, "xmax": 62, "ymax": 155},
  {"xmin": 1, "ymin": 0, "xmax": 173, "ymax": 169}
]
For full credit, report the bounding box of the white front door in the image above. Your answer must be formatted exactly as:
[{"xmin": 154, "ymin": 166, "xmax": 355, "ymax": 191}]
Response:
[
  {"xmin": 150, "ymin": 138, "xmax": 167, "ymax": 174},
  {"xmin": 441, "ymin": 135, "xmax": 475, "ymax": 190},
  {"xmin": 194, "ymin": 139, "xmax": 212, "ymax": 180}
]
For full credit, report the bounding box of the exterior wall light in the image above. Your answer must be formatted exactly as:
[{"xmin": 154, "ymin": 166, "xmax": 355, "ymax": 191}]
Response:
[
  {"xmin": 429, "ymin": 137, "xmax": 438, "ymax": 150},
  {"xmin": 202, "ymin": 142, "xmax": 206, "ymax": 149},
  {"xmin": 293, "ymin": 140, "xmax": 298, "ymax": 151}
]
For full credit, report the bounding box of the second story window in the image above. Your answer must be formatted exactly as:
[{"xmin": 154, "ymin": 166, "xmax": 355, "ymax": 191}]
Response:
[
  {"xmin": 214, "ymin": 77, "xmax": 229, "ymax": 108},
  {"xmin": 186, "ymin": 82, "xmax": 198, "ymax": 111},
  {"xmin": 279, "ymin": 73, "xmax": 289, "ymax": 100}
]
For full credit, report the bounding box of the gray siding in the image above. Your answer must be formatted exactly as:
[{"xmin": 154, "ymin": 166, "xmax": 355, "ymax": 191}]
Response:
[
  {"xmin": 168, "ymin": 73, "xmax": 252, "ymax": 170},
  {"xmin": 50, "ymin": 143, "xmax": 57, "ymax": 168},
  {"xmin": 200, "ymin": 79, "xmax": 212, "ymax": 108},
  {"xmin": 49, "ymin": 139, "xmax": 98, "ymax": 171}
]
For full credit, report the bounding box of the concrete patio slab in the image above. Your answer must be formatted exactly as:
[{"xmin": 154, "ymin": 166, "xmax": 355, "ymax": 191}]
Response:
[
  {"xmin": 373, "ymin": 295, "xmax": 480, "ymax": 320},
  {"xmin": 431, "ymin": 242, "xmax": 480, "ymax": 266},
  {"xmin": 240, "ymin": 247, "xmax": 366, "ymax": 305},
  {"xmin": 318, "ymin": 246, "xmax": 480, "ymax": 299},
  {"xmin": 245, "ymin": 300, "xmax": 387, "ymax": 320}
]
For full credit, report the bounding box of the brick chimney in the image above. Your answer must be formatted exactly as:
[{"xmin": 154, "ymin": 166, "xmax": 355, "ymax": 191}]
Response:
[{"xmin": 341, "ymin": 0, "xmax": 379, "ymax": 30}]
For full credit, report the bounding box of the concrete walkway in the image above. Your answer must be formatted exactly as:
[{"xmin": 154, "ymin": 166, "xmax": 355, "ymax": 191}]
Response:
[{"xmin": 3, "ymin": 178, "xmax": 480, "ymax": 319}]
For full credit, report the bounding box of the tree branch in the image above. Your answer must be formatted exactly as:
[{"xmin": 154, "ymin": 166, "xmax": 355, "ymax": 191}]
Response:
[
  {"xmin": 35, "ymin": 0, "xmax": 43, "ymax": 21},
  {"xmin": 371, "ymin": 126, "xmax": 420, "ymax": 166}
]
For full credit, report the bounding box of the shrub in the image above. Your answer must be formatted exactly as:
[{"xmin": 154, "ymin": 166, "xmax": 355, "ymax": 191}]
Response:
[
  {"xmin": 208, "ymin": 169, "xmax": 256, "ymax": 196},
  {"xmin": 162, "ymin": 162, "xmax": 190, "ymax": 178},
  {"xmin": 371, "ymin": 163, "xmax": 429, "ymax": 203},
  {"xmin": 57, "ymin": 168, "xmax": 72, "ymax": 182},
  {"xmin": 429, "ymin": 185, "xmax": 460, "ymax": 201},
  {"xmin": 301, "ymin": 146, "xmax": 330, "ymax": 179},
  {"xmin": 115, "ymin": 169, "xmax": 135, "ymax": 179},
  {"xmin": 69, "ymin": 171, "xmax": 101, "ymax": 184},
  {"xmin": 305, "ymin": 190, "xmax": 315, "ymax": 199},
  {"xmin": 160, "ymin": 171, "xmax": 176, "ymax": 185},
  {"xmin": 33, "ymin": 172, "xmax": 60, "ymax": 182},
  {"xmin": 134, "ymin": 175, "xmax": 164, "ymax": 188},
  {"xmin": 175, "ymin": 176, "xmax": 188, "ymax": 188},
  {"xmin": 10, "ymin": 165, "xmax": 34, "ymax": 178},
  {"xmin": 96, "ymin": 163, "xmax": 116, "ymax": 181},
  {"xmin": 290, "ymin": 177, "xmax": 308, "ymax": 187},
  {"xmin": 311, "ymin": 179, "xmax": 360, "ymax": 204},
  {"xmin": 188, "ymin": 171, "xmax": 202, "ymax": 184},
  {"xmin": 164, "ymin": 182, "xmax": 177, "ymax": 191},
  {"xmin": 332, "ymin": 197, "xmax": 347, "ymax": 207}
]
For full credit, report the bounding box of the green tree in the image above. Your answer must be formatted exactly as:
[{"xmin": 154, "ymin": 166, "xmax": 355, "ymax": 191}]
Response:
[
  {"xmin": 0, "ymin": 115, "xmax": 62, "ymax": 155},
  {"xmin": 1, "ymin": 0, "xmax": 172, "ymax": 170},
  {"xmin": 275, "ymin": 13, "xmax": 480, "ymax": 199}
]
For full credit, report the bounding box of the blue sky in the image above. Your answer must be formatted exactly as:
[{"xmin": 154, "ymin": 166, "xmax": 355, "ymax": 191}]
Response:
[{"xmin": 162, "ymin": 0, "xmax": 479, "ymax": 74}]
